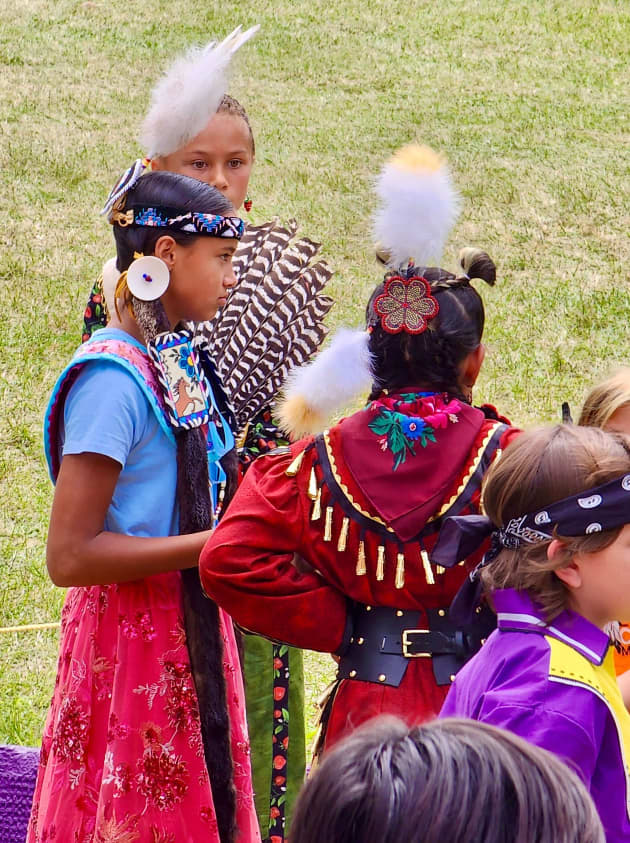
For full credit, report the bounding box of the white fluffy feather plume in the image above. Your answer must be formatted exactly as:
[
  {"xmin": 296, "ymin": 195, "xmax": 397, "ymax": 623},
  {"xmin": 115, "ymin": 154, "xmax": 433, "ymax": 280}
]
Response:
[
  {"xmin": 140, "ymin": 25, "xmax": 259, "ymax": 159},
  {"xmin": 277, "ymin": 329, "xmax": 373, "ymax": 438},
  {"xmin": 373, "ymin": 145, "xmax": 461, "ymax": 268}
]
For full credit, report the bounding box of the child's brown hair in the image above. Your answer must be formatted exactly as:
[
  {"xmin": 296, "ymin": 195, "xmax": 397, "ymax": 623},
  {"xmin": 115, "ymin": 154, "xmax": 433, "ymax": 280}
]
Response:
[{"xmin": 481, "ymin": 424, "xmax": 630, "ymax": 619}]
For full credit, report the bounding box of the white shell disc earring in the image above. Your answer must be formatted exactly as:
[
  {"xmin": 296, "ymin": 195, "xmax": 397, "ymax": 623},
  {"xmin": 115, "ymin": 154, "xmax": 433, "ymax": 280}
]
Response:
[{"xmin": 126, "ymin": 255, "xmax": 170, "ymax": 301}]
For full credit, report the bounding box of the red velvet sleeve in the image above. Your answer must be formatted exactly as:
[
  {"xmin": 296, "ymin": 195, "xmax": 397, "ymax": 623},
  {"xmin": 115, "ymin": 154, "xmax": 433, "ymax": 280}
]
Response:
[{"xmin": 199, "ymin": 449, "xmax": 349, "ymax": 653}]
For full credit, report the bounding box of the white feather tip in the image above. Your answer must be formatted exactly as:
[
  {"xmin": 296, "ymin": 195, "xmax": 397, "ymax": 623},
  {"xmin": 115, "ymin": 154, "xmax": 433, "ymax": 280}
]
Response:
[
  {"xmin": 140, "ymin": 25, "xmax": 259, "ymax": 159},
  {"xmin": 373, "ymin": 144, "xmax": 461, "ymax": 268},
  {"xmin": 276, "ymin": 329, "xmax": 373, "ymax": 437}
]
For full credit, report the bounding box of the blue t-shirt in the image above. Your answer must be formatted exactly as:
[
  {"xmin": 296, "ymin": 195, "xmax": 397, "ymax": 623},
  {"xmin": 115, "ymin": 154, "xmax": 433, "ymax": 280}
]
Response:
[{"xmin": 60, "ymin": 330, "xmax": 178, "ymax": 537}]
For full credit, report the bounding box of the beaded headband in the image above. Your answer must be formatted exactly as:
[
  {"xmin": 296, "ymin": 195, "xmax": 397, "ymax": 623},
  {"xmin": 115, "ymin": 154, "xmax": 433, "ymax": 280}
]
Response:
[
  {"xmin": 101, "ymin": 159, "xmax": 244, "ymax": 239},
  {"xmin": 111, "ymin": 205, "xmax": 244, "ymax": 239}
]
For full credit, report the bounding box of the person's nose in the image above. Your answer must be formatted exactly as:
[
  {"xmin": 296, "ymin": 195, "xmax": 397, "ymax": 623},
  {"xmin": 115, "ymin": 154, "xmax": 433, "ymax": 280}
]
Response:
[
  {"xmin": 210, "ymin": 165, "xmax": 229, "ymax": 192},
  {"xmin": 223, "ymin": 263, "xmax": 237, "ymax": 289}
]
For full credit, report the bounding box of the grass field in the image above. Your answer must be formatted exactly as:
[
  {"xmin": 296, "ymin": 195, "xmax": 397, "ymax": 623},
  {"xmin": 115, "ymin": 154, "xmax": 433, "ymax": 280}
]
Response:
[{"xmin": 0, "ymin": 0, "xmax": 628, "ymax": 746}]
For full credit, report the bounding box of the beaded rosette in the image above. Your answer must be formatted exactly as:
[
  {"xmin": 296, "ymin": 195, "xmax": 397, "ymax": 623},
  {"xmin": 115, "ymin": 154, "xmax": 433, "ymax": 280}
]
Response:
[{"xmin": 373, "ymin": 275, "xmax": 439, "ymax": 335}]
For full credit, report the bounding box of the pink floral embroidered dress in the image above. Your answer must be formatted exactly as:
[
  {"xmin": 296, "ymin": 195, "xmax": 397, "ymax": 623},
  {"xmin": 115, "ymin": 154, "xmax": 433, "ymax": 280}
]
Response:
[{"xmin": 29, "ymin": 331, "xmax": 259, "ymax": 842}]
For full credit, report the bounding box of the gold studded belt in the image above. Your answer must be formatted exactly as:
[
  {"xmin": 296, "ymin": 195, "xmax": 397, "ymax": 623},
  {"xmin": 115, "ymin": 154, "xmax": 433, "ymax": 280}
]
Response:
[{"xmin": 337, "ymin": 603, "xmax": 495, "ymax": 687}]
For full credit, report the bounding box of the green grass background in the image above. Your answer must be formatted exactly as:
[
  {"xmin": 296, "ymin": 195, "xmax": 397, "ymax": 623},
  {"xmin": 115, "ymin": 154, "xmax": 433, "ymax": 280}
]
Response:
[{"xmin": 1, "ymin": 0, "xmax": 628, "ymax": 745}]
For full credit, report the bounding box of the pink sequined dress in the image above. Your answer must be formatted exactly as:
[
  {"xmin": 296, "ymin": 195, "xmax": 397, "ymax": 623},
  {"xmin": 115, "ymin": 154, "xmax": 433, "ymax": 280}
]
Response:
[
  {"xmin": 27, "ymin": 576, "xmax": 259, "ymax": 842},
  {"xmin": 29, "ymin": 332, "xmax": 260, "ymax": 842}
]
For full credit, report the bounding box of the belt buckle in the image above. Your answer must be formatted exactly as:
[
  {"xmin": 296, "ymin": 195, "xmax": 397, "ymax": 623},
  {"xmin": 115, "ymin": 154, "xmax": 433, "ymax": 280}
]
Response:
[{"xmin": 402, "ymin": 628, "xmax": 431, "ymax": 658}]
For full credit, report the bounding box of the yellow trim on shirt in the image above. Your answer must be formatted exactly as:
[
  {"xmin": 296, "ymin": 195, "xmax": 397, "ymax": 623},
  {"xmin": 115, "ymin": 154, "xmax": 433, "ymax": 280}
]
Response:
[{"xmin": 547, "ymin": 636, "xmax": 630, "ymax": 819}]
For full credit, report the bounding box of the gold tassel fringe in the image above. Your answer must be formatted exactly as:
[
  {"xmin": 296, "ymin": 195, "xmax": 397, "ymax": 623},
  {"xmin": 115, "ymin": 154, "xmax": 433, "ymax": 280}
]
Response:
[
  {"xmin": 324, "ymin": 506, "xmax": 334, "ymax": 542},
  {"xmin": 311, "ymin": 487, "xmax": 322, "ymax": 521},
  {"xmin": 285, "ymin": 450, "xmax": 305, "ymax": 477},
  {"xmin": 376, "ymin": 545, "xmax": 386, "ymax": 581},
  {"xmin": 337, "ymin": 517, "xmax": 350, "ymax": 552},
  {"xmin": 308, "ymin": 465, "xmax": 318, "ymax": 500},
  {"xmin": 421, "ymin": 549, "xmax": 435, "ymax": 585},
  {"xmin": 356, "ymin": 540, "xmax": 367, "ymax": 576},
  {"xmin": 395, "ymin": 552, "xmax": 405, "ymax": 589}
]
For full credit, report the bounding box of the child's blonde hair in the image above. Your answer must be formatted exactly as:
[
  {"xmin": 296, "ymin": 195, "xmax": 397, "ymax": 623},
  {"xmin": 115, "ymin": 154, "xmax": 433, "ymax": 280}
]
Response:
[
  {"xmin": 481, "ymin": 425, "xmax": 630, "ymax": 619},
  {"xmin": 579, "ymin": 368, "xmax": 630, "ymax": 429}
]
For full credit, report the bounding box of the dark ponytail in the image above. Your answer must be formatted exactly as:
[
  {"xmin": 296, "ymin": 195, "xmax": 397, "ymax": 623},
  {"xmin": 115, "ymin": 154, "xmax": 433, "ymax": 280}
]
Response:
[
  {"xmin": 367, "ymin": 248, "xmax": 496, "ymax": 401},
  {"xmin": 114, "ymin": 171, "xmax": 238, "ymax": 842}
]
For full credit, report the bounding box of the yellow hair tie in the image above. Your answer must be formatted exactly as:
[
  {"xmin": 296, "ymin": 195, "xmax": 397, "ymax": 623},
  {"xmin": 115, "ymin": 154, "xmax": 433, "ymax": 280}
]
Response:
[{"xmin": 114, "ymin": 252, "xmax": 145, "ymax": 319}]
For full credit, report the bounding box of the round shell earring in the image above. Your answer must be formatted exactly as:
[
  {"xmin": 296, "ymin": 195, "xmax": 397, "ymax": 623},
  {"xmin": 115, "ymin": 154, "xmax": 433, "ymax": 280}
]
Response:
[{"xmin": 126, "ymin": 255, "xmax": 170, "ymax": 301}]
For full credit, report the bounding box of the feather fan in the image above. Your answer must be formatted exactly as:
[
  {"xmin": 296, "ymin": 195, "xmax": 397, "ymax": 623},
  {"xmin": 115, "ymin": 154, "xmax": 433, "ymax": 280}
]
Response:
[{"xmin": 199, "ymin": 220, "xmax": 334, "ymax": 433}]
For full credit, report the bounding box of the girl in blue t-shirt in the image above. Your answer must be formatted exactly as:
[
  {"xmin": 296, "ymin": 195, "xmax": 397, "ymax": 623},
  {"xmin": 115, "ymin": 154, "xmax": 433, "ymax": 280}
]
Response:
[{"xmin": 29, "ymin": 170, "xmax": 260, "ymax": 842}]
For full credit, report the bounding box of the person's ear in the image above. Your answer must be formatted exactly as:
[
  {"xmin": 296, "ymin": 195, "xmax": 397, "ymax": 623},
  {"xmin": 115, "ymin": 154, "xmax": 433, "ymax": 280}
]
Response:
[
  {"xmin": 549, "ymin": 540, "xmax": 583, "ymax": 590},
  {"xmin": 150, "ymin": 156, "xmax": 165, "ymax": 172},
  {"xmin": 153, "ymin": 235, "xmax": 178, "ymax": 271},
  {"xmin": 460, "ymin": 344, "xmax": 486, "ymax": 389}
]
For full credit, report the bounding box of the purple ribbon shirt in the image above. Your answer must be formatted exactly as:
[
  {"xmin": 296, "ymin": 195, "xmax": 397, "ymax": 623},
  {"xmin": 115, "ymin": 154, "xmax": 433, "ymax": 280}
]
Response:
[{"xmin": 440, "ymin": 589, "xmax": 630, "ymax": 842}]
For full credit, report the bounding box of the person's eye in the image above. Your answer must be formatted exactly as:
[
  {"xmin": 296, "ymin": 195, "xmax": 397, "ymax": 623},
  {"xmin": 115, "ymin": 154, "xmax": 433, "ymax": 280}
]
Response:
[
  {"xmin": 191, "ymin": 160, "xmax": 207, "ymax": 170},
  {"xmin": 220, "ymin": 253, "xmax": 231, "ymax": 262},
  {"xmin": 228, "ymin": 159, "xmax": 242, "ymax": 169}
]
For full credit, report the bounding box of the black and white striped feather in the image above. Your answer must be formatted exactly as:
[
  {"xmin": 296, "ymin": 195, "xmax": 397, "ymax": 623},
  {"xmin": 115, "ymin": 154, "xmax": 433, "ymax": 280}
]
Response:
[{"xmin": 200, "ymin": 219, "xmax": 333, "ymax": 432}]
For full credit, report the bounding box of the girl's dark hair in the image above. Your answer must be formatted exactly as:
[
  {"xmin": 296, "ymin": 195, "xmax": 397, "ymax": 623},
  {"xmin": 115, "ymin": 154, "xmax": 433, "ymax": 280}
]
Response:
[
  {"xmin": 481, "ymin": 424, "xmax": 630, "ymax": 620},
  {"xmin": 113, "ymin": 169, "xmax": 239, "ymax": 842},
  {"xmin": 290, "ymin": 716, "xmax": 605, "ymax": 843},
  {"xmin": 366, "ymin": 248, "xmax": 495, "ymax": 400},
  {"xmin": 113, "ymin": 170, "xmax": 235, "ymax": 272},
  {"xmin": 218, "ymin": 93, "xmax": 255, "ymax": 156}
]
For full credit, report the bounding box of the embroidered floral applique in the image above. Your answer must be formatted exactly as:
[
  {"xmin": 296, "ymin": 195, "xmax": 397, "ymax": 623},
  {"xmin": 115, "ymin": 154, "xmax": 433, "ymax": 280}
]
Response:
[
  {"xmin": 368, "ymin": 392, "xmax": 461, "ymax": 470},
  {"xmin": 135, "ymin": 742, "xmax": 189, "ymax": 811},
  {"xmin": 120, "ymin": 610, "xmax": 157, "ymax": 642},
  {"xmin": 51, "ymin": 696, "xmax": 89, "ymax": 764}
]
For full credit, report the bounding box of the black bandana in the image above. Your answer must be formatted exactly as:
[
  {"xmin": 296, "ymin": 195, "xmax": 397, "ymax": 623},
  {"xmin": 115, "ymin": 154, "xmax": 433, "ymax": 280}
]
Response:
[{"xmin": 431, "ymin": 471, "xmax": 630, "ymax": 571}]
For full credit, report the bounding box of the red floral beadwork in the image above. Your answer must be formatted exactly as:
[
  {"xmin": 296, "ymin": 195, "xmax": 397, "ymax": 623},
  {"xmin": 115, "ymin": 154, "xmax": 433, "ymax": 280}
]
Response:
[
  {"xmin": 374, "ymin": 275, "xmax": 439, "ymax": 335},
  {"xmin": 51, "ymin": 696, "xmax": 89, "ymax": 764}
]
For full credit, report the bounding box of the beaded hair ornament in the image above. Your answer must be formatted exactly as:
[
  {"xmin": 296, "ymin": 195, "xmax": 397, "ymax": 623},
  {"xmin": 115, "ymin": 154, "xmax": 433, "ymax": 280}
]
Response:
[
  {"xmin": 373, "ymin": 270, "xmax": 439, "ymax": 335},
  {"xmin": 371, "ymin": 145, "xmax": 460, "ymax": 335},
  {"xmin": 277, "ymin": 144, "xmax": 463, "ymax": 437}
]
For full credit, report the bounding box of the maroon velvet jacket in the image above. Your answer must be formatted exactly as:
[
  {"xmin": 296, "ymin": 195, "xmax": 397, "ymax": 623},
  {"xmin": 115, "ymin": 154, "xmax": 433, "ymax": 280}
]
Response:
[{"xmin": 200, "ymin": 395, "xmax": 520, "ymax": 748}]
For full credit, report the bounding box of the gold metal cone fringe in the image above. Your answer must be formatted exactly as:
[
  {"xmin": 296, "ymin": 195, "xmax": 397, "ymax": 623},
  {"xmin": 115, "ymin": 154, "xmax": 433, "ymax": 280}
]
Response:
[
  {"xmin": 235, "ymin": 421, "xmax": 251, "ymax": 450},
  {"xmin": 311, "ymin": 487, "xmax": 322, "ymax": 521},
  {"xmin": 376, "ymin": 545, "xmax": 386, "ymax": 581},
  {"xmin": 285, "ymin": 450, "xmax": 305, "ymax": 477},
  {"xmin": 308, "ymin": 465, "xmax": 319, "ymax": 500},
  {"xmin": 436, "ymin": 565, "xmax": 445, "ymax": 575},
  {"xmin": 337, "ymin": 517, "xmax": 350, "ymax": 552},
  {"xmin": 324, "ymin": 506, "xmax": 334, "ymax": 542},
  {"xmin": 395, "ymin": 553, "xmax": 405, "ymax": 589},
  {"xmin": 421, "ymin": 549, "xmax": 435, "ymax": 585},
  {"xmin": 356, "ymin": 540, "xmax": 367, "ymax": 576}
]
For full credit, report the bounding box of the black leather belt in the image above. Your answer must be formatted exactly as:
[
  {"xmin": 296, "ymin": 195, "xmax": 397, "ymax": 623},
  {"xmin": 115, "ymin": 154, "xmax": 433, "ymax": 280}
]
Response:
[{"xmin": 337, "ymin": 603, "xmax": 496, "ymax": 687}]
